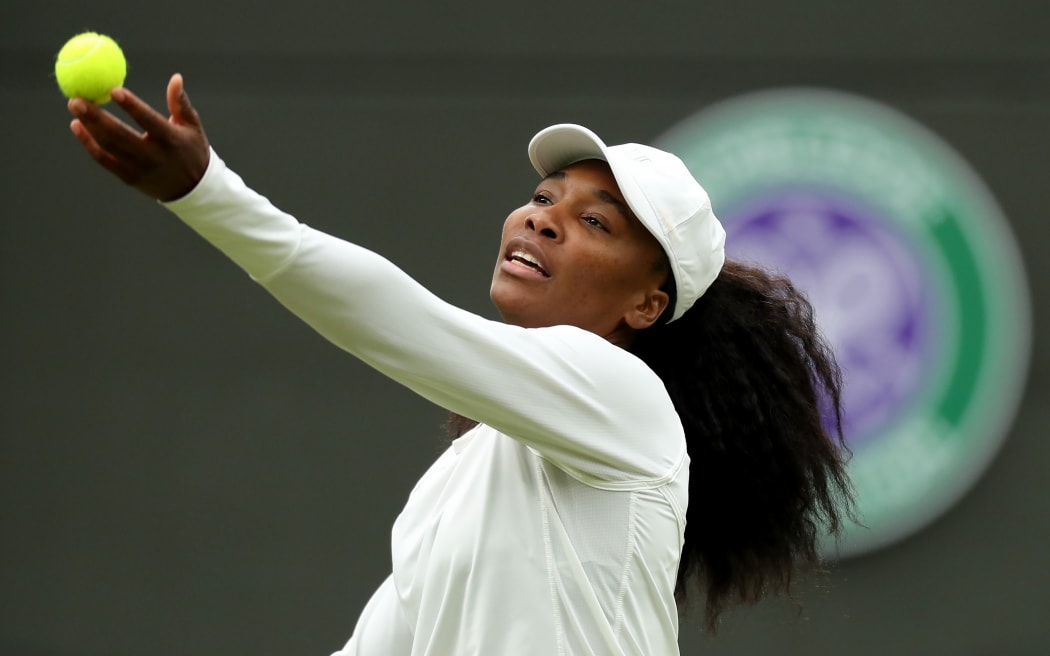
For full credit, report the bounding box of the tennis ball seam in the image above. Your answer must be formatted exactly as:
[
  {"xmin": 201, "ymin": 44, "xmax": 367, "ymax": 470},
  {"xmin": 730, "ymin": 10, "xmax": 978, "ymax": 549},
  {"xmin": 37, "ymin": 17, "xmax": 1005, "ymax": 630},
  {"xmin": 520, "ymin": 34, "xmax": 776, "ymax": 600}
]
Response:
[{"xmin": 57, "ymin": 34, "xmax": 104, "ymax": 66}]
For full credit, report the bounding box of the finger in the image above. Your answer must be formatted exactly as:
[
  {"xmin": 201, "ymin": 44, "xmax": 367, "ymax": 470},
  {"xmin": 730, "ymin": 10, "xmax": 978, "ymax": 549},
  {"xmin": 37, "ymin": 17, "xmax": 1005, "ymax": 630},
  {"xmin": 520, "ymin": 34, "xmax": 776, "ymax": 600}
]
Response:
[
  {"xmin": 68, "ymin": 97, "xmax": 146, "ymax": 154},
  {"xmin": 70, "ymin": 117, "xmax": 107, "ymax": 160},
  {"xmin": 69, "ymin": 117, "xmax": 134, "ymax": 180},
  {"xmin": 166, "ymin": 73, "xmax": 182, "ymax": 118},
  {"xmin": 166, "ymin": 73, "xmax": 203, "ymax": 130},
  {"xmin": 110, "ymin": 86, "xmax": 175, "ymax": 140}
]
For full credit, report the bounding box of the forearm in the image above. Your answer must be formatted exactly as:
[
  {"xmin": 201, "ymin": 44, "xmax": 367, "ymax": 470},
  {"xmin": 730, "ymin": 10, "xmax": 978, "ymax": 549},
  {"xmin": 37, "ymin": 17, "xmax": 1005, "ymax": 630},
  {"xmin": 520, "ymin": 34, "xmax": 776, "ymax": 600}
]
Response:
[
  {"xmin": 161, "ymin": 148, "xmax": 463, "ymax": 377},
  {"xmin": 163, "ymin": 148, "xmax": 303, "ymax": 282}
]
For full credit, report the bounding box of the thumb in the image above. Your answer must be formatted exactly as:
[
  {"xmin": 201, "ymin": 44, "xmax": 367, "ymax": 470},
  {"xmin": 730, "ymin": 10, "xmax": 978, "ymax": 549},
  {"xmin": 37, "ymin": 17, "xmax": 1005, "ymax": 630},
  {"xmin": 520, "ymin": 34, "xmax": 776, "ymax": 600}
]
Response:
[{"xmin": 166, "ymin": 73, "xmax": 201, "ymax": 128}]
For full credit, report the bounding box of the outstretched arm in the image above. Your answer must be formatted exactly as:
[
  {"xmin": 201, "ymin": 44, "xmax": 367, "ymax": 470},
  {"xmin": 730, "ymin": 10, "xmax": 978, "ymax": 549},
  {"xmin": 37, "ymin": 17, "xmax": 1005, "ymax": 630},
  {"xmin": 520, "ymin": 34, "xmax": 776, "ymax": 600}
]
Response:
[
  {"xmin": 67, "ymin": 79, "xmax": 685, "ymax": 482},
  {"xmin": 68, "ymin": 73, "xmax": 210, "ymax": 202}
]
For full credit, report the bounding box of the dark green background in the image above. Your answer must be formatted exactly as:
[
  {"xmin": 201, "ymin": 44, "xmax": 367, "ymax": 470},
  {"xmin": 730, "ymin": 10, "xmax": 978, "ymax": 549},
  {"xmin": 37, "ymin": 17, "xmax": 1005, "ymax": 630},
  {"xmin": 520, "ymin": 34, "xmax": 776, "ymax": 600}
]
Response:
[{"xmin": 3, "ymin": 1, "xmax": 1048, "ymax": 654}]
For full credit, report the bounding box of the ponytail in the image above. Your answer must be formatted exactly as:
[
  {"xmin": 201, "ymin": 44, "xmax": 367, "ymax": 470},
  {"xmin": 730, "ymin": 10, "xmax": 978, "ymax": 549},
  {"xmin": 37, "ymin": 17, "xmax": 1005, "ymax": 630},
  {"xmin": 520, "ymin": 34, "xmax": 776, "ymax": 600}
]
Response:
[{"xmin": 633, "ymin": 259, "xmax": 856, "ymax": 631}]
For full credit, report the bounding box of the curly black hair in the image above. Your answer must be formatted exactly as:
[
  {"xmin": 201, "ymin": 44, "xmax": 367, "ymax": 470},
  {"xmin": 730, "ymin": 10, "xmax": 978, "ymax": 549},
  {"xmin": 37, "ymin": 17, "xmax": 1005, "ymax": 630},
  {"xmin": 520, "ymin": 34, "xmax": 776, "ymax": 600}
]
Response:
[{"xmin": 632, "ymin": 259, "xmax": 856, "ymax": 631}]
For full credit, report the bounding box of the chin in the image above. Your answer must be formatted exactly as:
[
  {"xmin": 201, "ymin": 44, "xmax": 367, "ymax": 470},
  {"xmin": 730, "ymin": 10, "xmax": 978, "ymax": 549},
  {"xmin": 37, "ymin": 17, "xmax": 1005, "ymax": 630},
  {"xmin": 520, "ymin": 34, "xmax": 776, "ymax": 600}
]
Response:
[
  {"xmin": 490, "ymin": 301, "xmax": 529, "ymax": 327},
  {"xmin": 489, "ymin": 287, "xmax": 514, "ymax": 324},
  {"xmin": 490, "ymin": 278, "xmax": 516, "ymax": 313},
  {"xmin": 490, "ymin": 279, "xmax": 554, "ymax": 328},
  {"xmin": 490, "ymin": 296, "xmax": 539, "ymax": 328}
]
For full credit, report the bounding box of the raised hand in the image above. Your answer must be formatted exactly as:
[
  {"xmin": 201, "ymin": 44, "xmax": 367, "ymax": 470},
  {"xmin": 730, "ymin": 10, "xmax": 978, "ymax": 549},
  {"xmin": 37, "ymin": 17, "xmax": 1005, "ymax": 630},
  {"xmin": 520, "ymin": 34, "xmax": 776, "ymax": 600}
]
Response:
[{"xmin": 68, "ymin": 73, "xmax": 211, "ymax": 202}]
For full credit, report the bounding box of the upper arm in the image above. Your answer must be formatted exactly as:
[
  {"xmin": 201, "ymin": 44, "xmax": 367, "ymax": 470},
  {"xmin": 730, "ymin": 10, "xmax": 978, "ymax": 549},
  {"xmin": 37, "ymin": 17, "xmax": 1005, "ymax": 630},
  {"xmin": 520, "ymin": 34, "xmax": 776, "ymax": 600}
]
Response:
[{"xmin": 263, "ymin": 227, "xmax": 686, "ymax": 484}]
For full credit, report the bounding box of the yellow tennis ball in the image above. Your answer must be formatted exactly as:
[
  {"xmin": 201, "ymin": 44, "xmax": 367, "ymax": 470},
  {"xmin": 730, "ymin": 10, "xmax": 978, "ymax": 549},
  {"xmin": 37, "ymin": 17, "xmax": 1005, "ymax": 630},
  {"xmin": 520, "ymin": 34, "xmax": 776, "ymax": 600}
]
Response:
[{"xmin": 54, "ymin": 32, "xmax": 127, "ymax": 104}]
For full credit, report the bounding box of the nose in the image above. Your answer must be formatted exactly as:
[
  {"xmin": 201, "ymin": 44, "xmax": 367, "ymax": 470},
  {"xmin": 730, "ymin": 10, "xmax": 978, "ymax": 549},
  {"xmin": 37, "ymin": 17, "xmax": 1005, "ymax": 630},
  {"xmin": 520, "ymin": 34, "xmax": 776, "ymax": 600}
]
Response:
[{"xmin": 525, "ymin": 210, "xmax": 559, "ymax": 240}]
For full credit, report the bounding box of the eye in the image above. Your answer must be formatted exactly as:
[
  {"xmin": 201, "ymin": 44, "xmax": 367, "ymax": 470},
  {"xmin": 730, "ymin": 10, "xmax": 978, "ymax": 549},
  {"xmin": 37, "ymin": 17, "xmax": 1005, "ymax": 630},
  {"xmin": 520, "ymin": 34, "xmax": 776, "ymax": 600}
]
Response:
[
  {"xmin": 582, "ymin": 215, "xmax": 608, "ymax": 231},
  {"xmin": 532, "ymin": 192, "xmax": 552, "ymax": 205}
]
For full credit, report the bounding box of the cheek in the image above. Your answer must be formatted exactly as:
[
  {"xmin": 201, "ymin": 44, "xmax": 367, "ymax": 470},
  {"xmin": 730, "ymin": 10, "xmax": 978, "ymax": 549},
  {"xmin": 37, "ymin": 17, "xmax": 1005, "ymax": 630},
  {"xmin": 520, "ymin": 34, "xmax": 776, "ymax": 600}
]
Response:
[
  {"xmin": 491, "ymin": 212, "xmax": 522, "ymax": 285},
  {"xmin": 577, "ymin": 250, "xmax": 636, "ymax": 286},
  {"xmin": 574, "ymin": 251, "xmax": 655, "ymax": 304},
  {"xmin": 498, "ymin": 209, "xmax": 526, "ymax": 246},
  {"xmin": 493, "ymin": 215, "xmax": 514, "ymax": 262}
]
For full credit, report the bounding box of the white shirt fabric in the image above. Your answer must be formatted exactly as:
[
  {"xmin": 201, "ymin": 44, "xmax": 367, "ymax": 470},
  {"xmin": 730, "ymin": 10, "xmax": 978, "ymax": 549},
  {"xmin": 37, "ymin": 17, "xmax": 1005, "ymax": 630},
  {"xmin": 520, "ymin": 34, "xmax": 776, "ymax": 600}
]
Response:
[{"xmin": 164, "ymin": 149, "xmax": 690, "ymax": 656}]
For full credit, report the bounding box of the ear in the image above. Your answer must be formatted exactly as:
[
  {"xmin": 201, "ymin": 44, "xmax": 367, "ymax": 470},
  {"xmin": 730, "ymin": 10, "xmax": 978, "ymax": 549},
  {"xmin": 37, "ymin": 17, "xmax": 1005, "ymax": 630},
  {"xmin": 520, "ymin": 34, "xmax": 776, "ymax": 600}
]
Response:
[{"xmin": 624, "ymin": 288, "xmax": 670, "ymax": 330}]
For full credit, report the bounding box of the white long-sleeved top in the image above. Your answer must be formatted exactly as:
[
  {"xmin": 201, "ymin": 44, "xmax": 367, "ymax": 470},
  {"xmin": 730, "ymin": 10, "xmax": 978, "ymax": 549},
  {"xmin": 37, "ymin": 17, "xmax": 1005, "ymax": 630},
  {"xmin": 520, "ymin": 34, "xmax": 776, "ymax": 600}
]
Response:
[{"xmin": 164, "ymin": 150, "xmax": 689, "ymax": 656}]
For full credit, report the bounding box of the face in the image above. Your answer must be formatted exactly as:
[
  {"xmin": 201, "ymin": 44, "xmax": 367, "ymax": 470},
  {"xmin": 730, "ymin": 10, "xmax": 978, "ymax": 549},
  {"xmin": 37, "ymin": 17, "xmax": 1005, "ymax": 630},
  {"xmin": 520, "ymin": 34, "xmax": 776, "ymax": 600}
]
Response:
[{"xmin": 490, "ymin": 159, "xmax": 670, "ymax": 345}]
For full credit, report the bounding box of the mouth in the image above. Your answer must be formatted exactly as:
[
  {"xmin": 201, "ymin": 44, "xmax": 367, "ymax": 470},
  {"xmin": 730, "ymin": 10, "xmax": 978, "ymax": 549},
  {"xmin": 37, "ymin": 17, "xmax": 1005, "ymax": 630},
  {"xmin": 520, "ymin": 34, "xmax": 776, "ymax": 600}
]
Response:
[{"xmin": 506, "ymin": 248, "xmax": 550, "ymax": 277}]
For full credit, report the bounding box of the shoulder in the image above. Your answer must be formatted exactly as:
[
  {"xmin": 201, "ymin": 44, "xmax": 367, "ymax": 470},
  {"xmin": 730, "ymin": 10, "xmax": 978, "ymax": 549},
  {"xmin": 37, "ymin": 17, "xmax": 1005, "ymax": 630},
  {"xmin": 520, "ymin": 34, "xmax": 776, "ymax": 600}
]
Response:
[
  {"xmin": 529, "ymin": 324, "xmax": 684, "ymax": 453},
  {"xmin": 536, "ymin": 324, "xmax": 667, "ymax": 387}
]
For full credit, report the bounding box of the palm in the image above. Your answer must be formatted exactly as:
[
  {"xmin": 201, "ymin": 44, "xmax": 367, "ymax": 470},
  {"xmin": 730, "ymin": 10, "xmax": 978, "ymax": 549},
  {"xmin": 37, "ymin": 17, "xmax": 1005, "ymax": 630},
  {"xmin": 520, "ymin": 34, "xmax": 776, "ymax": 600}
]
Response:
[{"xmin": 68, "ymin": 73, "xmax": 210, "ymax": 202}]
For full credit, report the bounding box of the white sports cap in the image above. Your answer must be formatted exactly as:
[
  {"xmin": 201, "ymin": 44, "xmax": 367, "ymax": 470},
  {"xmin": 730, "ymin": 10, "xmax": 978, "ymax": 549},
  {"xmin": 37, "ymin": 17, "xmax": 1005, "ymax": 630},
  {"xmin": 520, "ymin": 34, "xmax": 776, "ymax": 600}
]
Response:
[{"xmin": 528, "ymin": 124, "xmax": 726, "ymax": 322}]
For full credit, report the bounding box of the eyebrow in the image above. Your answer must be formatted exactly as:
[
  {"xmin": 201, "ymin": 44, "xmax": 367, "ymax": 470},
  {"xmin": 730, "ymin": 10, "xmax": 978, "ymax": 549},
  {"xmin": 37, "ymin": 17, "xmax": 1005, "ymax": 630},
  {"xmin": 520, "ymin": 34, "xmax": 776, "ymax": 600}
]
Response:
[
  {"xmin": 541, "ymin": 171, "xmax": 633, "ymax": 222},
  {"xmin": 594, "ymin": 188, "xmax": 632, "ymax": 222}
]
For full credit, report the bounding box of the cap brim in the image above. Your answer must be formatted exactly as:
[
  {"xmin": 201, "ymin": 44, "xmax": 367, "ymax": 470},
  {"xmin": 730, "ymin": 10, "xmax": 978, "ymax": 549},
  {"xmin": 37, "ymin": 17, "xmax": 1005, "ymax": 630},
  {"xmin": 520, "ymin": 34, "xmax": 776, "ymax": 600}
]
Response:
[{"xmin": 528, "ymin": 124, "xmax": 611, "ymax": 177}]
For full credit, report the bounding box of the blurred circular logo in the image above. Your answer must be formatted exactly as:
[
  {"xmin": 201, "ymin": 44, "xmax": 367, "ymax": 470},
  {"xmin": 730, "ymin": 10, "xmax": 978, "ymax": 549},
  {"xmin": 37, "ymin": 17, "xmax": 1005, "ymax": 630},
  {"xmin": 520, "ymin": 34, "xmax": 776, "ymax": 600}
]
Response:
[{"xmin": 658, "ymin": 89, "xmax": 1030, "ymax": 557}]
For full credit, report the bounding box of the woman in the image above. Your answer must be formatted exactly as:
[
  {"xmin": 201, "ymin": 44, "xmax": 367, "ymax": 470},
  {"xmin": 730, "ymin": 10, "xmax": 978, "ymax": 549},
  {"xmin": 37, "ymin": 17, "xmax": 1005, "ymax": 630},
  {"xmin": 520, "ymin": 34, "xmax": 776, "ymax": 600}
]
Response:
[{"xmin": 67, "ymin": 74, "xmax": 855, "ymax": 655}]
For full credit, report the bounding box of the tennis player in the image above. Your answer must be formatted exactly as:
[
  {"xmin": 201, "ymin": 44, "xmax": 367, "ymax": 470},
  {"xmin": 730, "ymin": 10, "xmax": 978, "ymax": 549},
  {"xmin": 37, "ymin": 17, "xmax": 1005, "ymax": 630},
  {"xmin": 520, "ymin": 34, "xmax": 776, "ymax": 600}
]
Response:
[{"xmin": 67, "ymin": 73, "xmax": 855, "ymax": 656}]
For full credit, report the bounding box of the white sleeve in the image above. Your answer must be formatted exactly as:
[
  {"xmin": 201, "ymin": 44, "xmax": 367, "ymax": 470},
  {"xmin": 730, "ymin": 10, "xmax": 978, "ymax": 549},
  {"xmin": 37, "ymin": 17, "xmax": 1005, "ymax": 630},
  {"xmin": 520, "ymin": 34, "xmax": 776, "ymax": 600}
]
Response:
[{"xmin": 163, "ymin": 149, "xmax": 686, "ymax": 485}]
